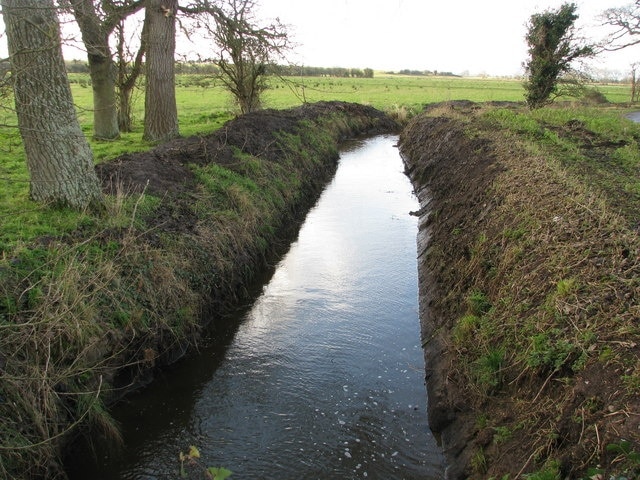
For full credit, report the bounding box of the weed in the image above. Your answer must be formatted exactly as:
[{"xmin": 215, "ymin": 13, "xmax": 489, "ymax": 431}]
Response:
[
  {"xmin": 476, "ymin": 413, "xmax": 489, "ymax": 429},
  {"xmin": 527, "ymin": 331, "xmax": 577, "ymax": 374},
  {"xmin": 453, "ymin": 314, "xmax": 481, "ymax": 345},
  {"xmin": 524, "ymin": 467, "xmax": 560, "ymax": 480},
  {"xmin": 607, "ymin": 440, "xmax": 640, "ymax": 469},
  {"xmin": 493, "ymin": 426, "xmax": 513, "ymax": 444},
  {"xmin": 502, "ymin": 226, "xmax": 528, "ymax": 240},
  {"xmin": 598, "ymin": 345, "xmax": 615, "ymax": 362},
  {"xmin": 474, "ymin": 347, "xmax": 505, "ymax": 392},
  {"xmin": 555, "ymin": 278, "xmax": 578, "ymax": 297},
  {"xmin": 621, "ymin": 373, "xmax": 640, "ymax": 394},
  {"xmin": 468, "ymin": 291, "xmax": 492, "ymax": 317},
  {"xmin": 471, "ymin": 447, "xmax": 488, "ymax": 474}
]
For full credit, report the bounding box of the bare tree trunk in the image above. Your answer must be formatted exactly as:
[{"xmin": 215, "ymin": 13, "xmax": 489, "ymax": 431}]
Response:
[
  {"xmin": 90, "ymin": 53, "xmax": 120, "ymax": 139},
  {"xmin": 118, "ymin": 83, "xmax": 134, "ymax": 132},
  {"xmin": 2, "ymin": 0, "xmax": 103, "ymax": 210},
  {"xmin": 69, "ymin": 0, "xmax": 120, "ymax": 140},
  {"xmin": 143, "ymin": 0, "xmax": 179, "ymax": 142},
  {"xmin": 631, "ymin": 65, "xmax": 639, "ymax": 104},
  {"xmin": 116, "ymin": 18, "xmax": 146, "ymax": 132}
]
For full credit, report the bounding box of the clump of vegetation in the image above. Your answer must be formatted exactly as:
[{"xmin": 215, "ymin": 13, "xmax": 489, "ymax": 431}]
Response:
[{"xmin": 523, "ymin": 3, "xmax": 595, "ymax": 109}]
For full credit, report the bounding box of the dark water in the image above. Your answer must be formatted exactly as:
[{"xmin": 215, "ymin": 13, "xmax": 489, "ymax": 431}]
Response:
[
  {"xmin": 68, "ymin": 135, "xmax": 444, "ymax": 479},
  {"xmin": 627, "ymin": 111, "xmax": 640, "ymax": 123}
]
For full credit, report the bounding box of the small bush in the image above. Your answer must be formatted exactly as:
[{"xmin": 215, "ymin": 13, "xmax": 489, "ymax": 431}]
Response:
[{"xmin": 581, "ymin": 88, "xmax": 609, "ymax": 104}]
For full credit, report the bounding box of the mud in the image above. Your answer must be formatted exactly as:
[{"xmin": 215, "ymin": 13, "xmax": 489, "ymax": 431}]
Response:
[{"xmin": 400, "ymin": 103, "xmax": 504, "ymax": 478}]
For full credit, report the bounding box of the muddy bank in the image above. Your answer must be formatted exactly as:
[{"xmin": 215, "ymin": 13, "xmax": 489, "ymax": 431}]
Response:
[
  {"xmin": 1, "ymin": 101, "xmax": 398, "ymax": 479},
  {"xmin": 400, "ymin": 101, "xmax": 640, "ymax": 478},
  {"xmin": 400, "ymin": 105, "xmax": 502, "ymax": 479}
]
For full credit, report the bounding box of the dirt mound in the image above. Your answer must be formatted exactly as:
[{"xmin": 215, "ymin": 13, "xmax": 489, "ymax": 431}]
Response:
[
  {"xmin": 97, "ymin": 101, "xmax": 396, "ymax": 197},
  {"xmin": 95, "ymin": 101, "xmax": 397, "ymax": 236}
]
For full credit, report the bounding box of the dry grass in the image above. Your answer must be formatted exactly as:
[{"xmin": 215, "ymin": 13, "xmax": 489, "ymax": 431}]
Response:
[{"xmin": 0, "ymin": 198, "xmax": 202, "ymax": 479}]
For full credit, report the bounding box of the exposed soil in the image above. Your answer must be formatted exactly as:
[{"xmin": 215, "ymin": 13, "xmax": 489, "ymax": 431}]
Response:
[
  {"xmin": 97, "ymin": 101, "xmax": 392, "ymax": 194},
  {"xmin": 400, "ymin": 101, "xmax": 640, "ymax": 479},
  {"xmin": 96, "ymin": 101, "xmax": 395, "ymax": 236},
  {"xmin": 401, "ymin": 104, "xmax": 505, "ymax": 477}
]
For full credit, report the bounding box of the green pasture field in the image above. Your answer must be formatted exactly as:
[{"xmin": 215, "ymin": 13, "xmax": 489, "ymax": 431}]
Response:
[
  {"xmin": 0, "ymin": 72, "xmax": 636, "ymax": 249},
  {"xmin": 68, "ymin": 72, "xmax": 634, "ymax": 143}
]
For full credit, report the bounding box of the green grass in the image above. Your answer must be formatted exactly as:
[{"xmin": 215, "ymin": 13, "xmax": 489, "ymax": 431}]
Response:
[
  {"xmin": 0, "ymin": 73, "xmax": 636, "ymax": 252},
  {"xmin": 481, "ymin": 104, "xmax": 640, "ymax": 220}
]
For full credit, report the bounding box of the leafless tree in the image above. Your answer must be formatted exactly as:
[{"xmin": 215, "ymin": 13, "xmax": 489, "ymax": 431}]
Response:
[
  {"xmin": 599, "ymin": 1, "xmax": 640, "ymax": 101},
  {"xmin": 182, "ymin": 0, "xmax": 291, "ymax": 114},
  {"xmin": 115, "ymin": 15, "xmax": 147, "ymax": 131},
  {"xmin": 630, "ymin": 62, "xmax": 640, "ymax": 102},
  {"xmin": 601, "ymin": 0, "xmax": 640, "ymax": 51}
]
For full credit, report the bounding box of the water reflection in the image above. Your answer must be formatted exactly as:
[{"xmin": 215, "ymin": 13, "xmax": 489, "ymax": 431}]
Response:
[
  {"xmin": 68, "ymin": 135, "xmax": 444, "ymax": 479},
  {"xmin": 627, "ymin": 111, "xmax": 640, "ymax": 123}
]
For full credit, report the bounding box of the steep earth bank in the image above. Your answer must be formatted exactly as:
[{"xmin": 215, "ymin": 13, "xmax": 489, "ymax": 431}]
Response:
[{"xmin": 400, "ymin": 101, "xmax": 640, "ymax": 479}]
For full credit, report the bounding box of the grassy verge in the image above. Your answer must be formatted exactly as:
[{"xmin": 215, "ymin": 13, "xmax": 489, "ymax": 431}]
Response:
[
  {"xmin": 0, "ymin": 101, "xmax": 397, "ymax": 479},
  {"xmin": 400, "ymin": 101, "xmax": 640, "ymax": 479}
]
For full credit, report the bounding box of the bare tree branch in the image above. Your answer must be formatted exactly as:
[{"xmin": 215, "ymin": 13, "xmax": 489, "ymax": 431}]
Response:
[{"xmin": 600, "ymin": 0, "xmax": 640, "ymax": 51}]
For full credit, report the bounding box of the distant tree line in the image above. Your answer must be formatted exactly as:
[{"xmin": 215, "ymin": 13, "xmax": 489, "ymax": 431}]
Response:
[
  {"xmin": 395, "ymin": 69, "xmax": 460, "ymax": 77},
  {"xmin": 272, "ymin": 65, "xmax": 374, "ymax": 78},
  {"xmin": 66, "ymin": 61, "xmax": 375, "ymax": 78}
]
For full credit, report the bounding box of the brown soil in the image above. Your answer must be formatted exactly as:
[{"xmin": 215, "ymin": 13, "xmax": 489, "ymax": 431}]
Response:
[
  {"xmin": 400, "ymin": 101, "xmax": 640, "ymax": 479},
  {"xmin": 97, "ymin": 101, "xmax": 392, "ymax": 193},
  {"xmin": 96, "ymin": 101, "xmax": 396, "ymax": 236}
]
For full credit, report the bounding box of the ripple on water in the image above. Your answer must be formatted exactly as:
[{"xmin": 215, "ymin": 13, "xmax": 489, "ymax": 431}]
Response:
[{"xmin": 67, "ymin": 135, "xmax": 445, "ymax": 480}]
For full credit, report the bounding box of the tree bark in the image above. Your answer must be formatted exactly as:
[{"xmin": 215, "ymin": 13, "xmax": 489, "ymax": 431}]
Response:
[
  {"xmin": 2, "ymin": 0, "xmax": 103, "ymax": 210},
  {"xmin": 69, "ymin": 0, "xmax": 119, "ymax": 140},
  {"xmin": 143, "ymin": 0, "xmax": 179, "ymax": 142}
]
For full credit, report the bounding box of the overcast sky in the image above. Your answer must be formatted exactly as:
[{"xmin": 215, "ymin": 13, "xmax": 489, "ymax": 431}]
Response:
[
  {"xmin": 1, "ymin": 1, "xmax": 635, "ymax": 78},
  {"xmin": 253, "ymin": 0, "xmax": 639, "ymax": 77}
]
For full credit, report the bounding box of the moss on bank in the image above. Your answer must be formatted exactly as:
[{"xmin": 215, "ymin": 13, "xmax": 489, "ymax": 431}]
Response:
[
  {"xmin": 0, "ymin": 101, "xmax": 398, "ymax": 479},
  {"xmin": 400, "ymin": 101, "xmax": 640, "ymax": 479}
]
